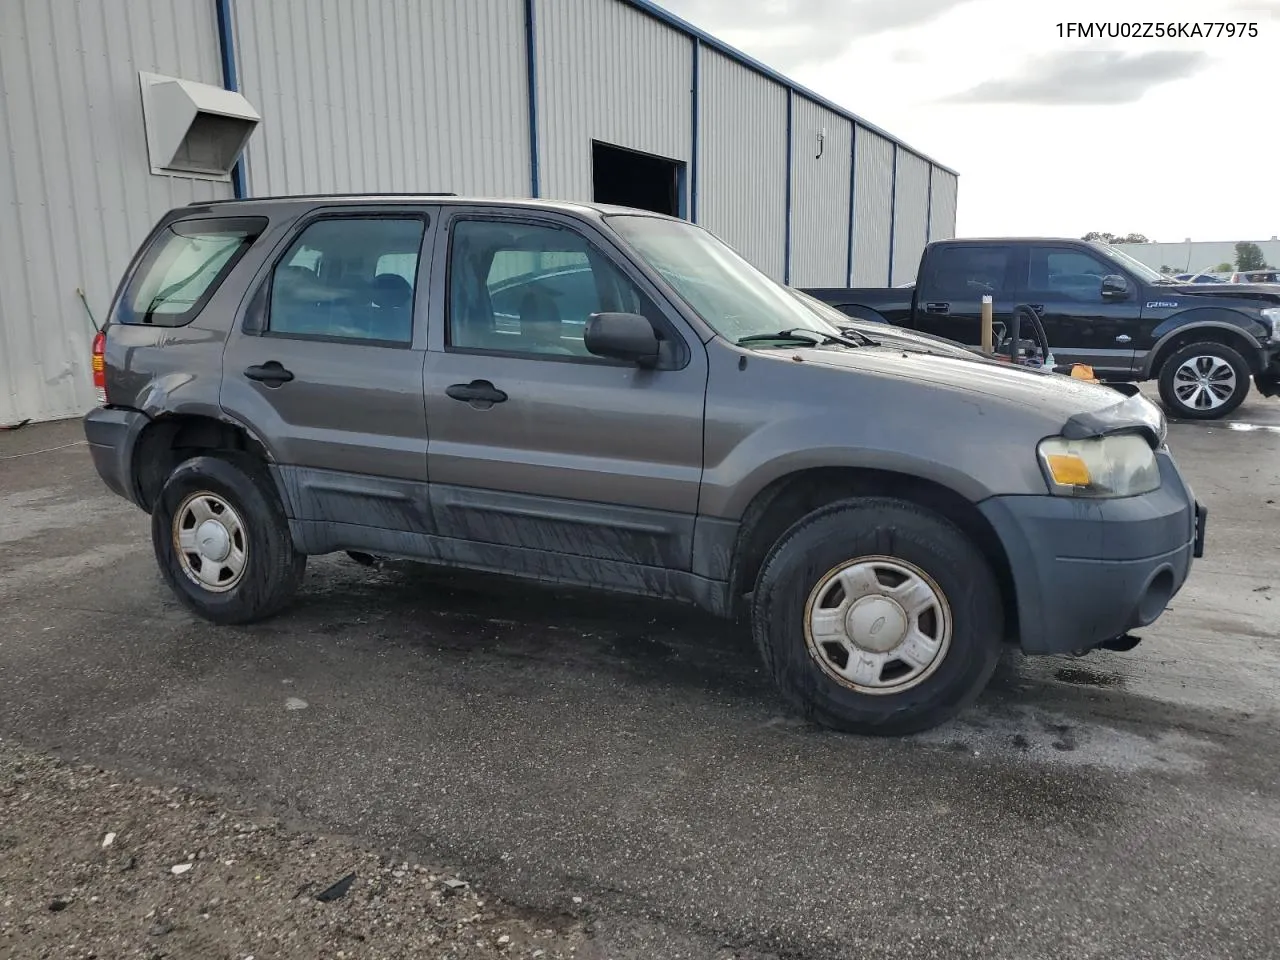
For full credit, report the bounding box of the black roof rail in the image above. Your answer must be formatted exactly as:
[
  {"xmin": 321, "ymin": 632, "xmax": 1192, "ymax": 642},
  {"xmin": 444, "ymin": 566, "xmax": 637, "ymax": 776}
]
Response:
[{"xmin": 189, "ymin": 192, "xmax": 458, "ymax": 206}]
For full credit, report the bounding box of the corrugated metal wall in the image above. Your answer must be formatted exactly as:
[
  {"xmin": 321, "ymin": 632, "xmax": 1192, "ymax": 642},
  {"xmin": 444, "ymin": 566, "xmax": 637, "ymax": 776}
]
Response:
[
  {"xmin": 697, "ymin": 50, "xmax": 788, "ymax": 281},
  {"xmin": 233, "ymin": 0, "xmax": 530, "ymax": 198},
  {"xmin": 535, "ymin": 0, "xmax": 691, "ymax": 203},
  {"xmin": 850, "ymin": 128, "xmax": 894, "ymax": 286},
  {"xmin": 0, "ymin": 0, "xmax": 230, "ymax": 427},
  {"xmin": 788, "ymin": 98, "xmax": 852, "ymax": 287},
  {"xmin": 928, "ymin": 169, "xmax": 958, "ymax": 243},
  {"xmin": 890, "ymin": 151, "xmax": 930, "ymax": 286}
]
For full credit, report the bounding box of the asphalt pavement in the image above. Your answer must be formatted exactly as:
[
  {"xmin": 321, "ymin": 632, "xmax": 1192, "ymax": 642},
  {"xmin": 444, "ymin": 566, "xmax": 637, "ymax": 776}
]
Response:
[{"xmin": 2, "ymin": 396, "xmax": 1279, "ymax": 960}]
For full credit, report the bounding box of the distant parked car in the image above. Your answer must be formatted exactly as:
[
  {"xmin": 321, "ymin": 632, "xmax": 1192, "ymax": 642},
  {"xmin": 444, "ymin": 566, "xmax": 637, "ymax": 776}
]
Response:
[
  {"xmin": 1230, "ymin": 269, "xmax": 1280, "ymax": 284},
  {"xmin": 1173, "ymin": 273, "xmax": 1226, "ymax": 284}
]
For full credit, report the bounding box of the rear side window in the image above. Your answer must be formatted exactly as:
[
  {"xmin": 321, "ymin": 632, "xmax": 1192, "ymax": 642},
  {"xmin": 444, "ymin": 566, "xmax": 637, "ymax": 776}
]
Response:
[
  {"xmin": 923, "ymin": 245, "xmax": 1013, "ymax": 300},
  {"xmin": 266, "ymin": 217, "xmax": 426, "ymax": 345},
  {"xmin": 117, "ymin": 217, "xmax": 266, "ymax": 326}
]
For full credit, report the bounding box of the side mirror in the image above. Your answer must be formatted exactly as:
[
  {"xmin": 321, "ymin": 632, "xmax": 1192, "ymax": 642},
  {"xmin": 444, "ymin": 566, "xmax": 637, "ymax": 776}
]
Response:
[
  {"xmin": 584, "ymin": 312, "xmax": 660, "ymax": 366},
  {"xmin": 1101, "ymin": 274, "xmax": 1129, "ymax": 300}
]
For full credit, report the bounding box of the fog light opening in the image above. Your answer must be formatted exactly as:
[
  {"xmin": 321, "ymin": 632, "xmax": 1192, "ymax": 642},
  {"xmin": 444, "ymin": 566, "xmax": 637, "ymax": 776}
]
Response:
[{"xmin": 1136, "ymin": 568, "xmax": 1175, "ymax": 625}]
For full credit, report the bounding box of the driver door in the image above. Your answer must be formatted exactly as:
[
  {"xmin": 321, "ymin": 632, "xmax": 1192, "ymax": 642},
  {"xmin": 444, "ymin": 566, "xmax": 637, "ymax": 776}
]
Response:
[{"xmin": 422, "ymin": 209, "xmax": 709, "ymax": 571}]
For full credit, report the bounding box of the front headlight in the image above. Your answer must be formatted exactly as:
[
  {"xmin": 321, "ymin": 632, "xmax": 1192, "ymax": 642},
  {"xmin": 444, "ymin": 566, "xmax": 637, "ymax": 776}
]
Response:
[
  {"xmin": 1260, "ymin": 307, "xmax": 1279, "ymax": 340},
  {"xmin": 1037, "ymin": 433, "xmax": 1162, "ymax": 498}
]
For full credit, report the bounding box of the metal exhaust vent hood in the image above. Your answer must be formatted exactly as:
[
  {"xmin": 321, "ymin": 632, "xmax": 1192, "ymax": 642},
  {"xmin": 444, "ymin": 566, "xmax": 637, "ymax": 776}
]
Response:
[{"xmin": 139, "ymin": 72, "xmax": 260, "ymax": 180}]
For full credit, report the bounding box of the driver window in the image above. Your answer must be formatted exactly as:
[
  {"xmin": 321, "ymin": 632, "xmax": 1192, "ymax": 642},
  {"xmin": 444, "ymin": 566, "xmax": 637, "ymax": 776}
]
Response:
[
  {"xmin": 448, "ymin": 219, "xmax": 652, "ymax": 359},
  {"xmin": 1029, "ymin": 248, "xmax": 1123, "ymax": 302}
]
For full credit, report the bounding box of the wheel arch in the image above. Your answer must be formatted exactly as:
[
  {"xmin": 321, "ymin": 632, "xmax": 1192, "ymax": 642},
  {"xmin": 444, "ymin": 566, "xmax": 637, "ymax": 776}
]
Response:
[
  {"xmin": 725, "ymin": 466, "xmax": 1018, "ymax": 640},
  {"xmin": 132, "ymin": 412, "xmax": 277, "ymax": 513},
  {"xmin": 1141, "ymin": 314, "xmax": 1266, "ymax": 379}
]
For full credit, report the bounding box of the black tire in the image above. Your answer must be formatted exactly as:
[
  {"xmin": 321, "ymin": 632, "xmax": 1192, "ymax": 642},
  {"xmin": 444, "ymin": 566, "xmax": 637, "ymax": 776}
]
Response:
[
  {"xmin": 1157, "ymin": 341, "xmax": 1251, "ymax": 420},
  {"xmin": 750, "ymin": 497, "xmax": 1003, "ymax": 736},
  {"xmin": 151, "ymin": 453, "xmax": 305, "ymax": 625}
]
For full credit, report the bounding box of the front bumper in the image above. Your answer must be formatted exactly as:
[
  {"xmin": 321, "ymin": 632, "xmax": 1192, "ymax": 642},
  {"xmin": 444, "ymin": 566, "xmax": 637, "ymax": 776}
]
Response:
[
  {"xmin": 980, "ymin": 451, "xmax": 1201, "ymax": 655},
  {"xmin": 83, "ymin": 406, "xmax": 150, "ymax": 509},
  {"xmin": 1254, "ymin": 342, "xmax": 1280, "ymax": 397}
]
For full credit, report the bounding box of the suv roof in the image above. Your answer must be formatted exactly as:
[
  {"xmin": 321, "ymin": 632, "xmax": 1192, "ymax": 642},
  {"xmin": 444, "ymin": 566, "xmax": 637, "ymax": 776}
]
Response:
[{"xmin": 186, "ymin": 193, "xmax": 684, "ymax": 221}]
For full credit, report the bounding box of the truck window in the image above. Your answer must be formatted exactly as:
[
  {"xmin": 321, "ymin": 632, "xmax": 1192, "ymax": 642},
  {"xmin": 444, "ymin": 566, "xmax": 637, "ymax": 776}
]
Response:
[
  {"xmin": 1027, "ymin": 247, "xmax": 1125, "ymax": 302},
  {"xmin": 118, "ymin": 217, "xmax": 267, "ymax": 326},
  {"xmin": 921, "ymin": 246, "xmax": 1013, "ymax": 300}
]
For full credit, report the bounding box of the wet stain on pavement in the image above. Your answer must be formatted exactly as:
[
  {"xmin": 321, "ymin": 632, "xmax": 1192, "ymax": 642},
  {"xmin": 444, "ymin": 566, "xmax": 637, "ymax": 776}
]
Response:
[{"xmin": 1054, "ymin": 666, "xmax": 1124, "ymax": 688}]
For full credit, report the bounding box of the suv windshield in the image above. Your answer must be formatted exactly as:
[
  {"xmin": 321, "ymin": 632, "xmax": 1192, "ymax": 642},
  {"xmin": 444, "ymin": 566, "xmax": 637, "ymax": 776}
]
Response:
[
  {"xmin": 607, "ymin": 215, "xmax": 840, "ymax": 343},
  {"xmin": 1087, "ymin": 241, "xmax": 1166, "ymax": 283}
]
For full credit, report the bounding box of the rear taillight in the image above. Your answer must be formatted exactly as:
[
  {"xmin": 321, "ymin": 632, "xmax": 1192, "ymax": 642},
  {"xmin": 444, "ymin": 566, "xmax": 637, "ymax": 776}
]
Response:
[{"xmin": 91, "ymin": 330, "xmax": 107, "ymax": 405}]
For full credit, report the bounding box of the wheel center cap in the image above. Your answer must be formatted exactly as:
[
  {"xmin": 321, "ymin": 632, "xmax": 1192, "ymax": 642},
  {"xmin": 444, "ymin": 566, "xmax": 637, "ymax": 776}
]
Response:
[
  {"xmin": 845, "ymin": 596, "xmax": 909, "ymax": 654},
  {"xmin": 195, "ymin": 519, "xmax": 231, "ymax": 562}
]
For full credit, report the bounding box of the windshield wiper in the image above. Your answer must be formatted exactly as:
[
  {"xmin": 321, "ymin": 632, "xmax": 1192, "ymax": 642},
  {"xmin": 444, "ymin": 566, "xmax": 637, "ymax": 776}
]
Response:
[{"xmin": 737, "ymin": 328, "xmax": 869, "ymax": 348}]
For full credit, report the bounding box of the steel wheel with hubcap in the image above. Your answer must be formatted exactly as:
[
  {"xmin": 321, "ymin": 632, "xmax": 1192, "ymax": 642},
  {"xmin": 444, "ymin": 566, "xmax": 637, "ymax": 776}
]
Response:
[
  {"xmin": 751, "ymin": 497, "xmax": 1003, "ymax": 735},
  {"xmin": 804, "ymin": 556, "xmax": 952, "ymax": 695},
  {"xmin": 152, "ymin": 453, "xmax": 306, "ymax": 624},
  {"xmin": 1158, "ymin": 341, "xmax": 1250, "ymax": 420},
  {"xmin": 173, "ymin": 492, "xmax": 248, "ymax": 592}
]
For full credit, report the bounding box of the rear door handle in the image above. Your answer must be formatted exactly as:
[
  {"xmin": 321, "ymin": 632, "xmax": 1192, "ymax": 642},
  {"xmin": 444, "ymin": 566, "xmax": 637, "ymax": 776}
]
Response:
[
  {"xmin": 446, "ymin": 379, "xmax": 508, "ymax": 408},
  {"xmin": 1116, "ymin": 334, "xmax": 1132, "ymax": 343},
  {"xmin": 924, "ymin": 301, "xmax": 950, "ymax": 315},
  {"xmin": 244, "ymin": 361, "xmax": 294, "ymax": 386}
]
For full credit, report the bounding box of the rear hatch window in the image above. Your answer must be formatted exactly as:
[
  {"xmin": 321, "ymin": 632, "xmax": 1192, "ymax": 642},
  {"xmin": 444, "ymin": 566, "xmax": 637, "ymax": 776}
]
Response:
[{"xmin": 115, "ymin": 216, "xmax": 267, "ymax": 326}]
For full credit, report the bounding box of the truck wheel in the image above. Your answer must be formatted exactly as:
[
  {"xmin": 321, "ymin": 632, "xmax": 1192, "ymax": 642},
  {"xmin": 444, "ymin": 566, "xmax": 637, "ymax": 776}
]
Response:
[
  {"xmin": 151, "ymin": 454, "xmax": 305, "ymax": 625},
  {"xmin": 1157, "ymin": 341, "xmax": 1251, "ymax": 420},
  {"xmin": 750, "ymin": 497, "xmax": 1003, "ymax": 736}
]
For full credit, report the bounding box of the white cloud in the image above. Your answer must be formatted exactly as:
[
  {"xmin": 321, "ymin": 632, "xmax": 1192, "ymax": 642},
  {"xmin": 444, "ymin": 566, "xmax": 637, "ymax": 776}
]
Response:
[{"xmin": 661, "ymin": 0, "xmax": 1278, "ymax": 242}]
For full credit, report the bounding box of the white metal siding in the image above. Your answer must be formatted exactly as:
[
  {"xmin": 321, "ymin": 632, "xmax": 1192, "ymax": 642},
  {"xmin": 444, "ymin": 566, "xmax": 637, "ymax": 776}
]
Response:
[
  {"xmin": 233, "ymin": 0, "xmax": 531, "ymax": 198},
  {"xmin": 535, "ymin": 0, "xmax": 691, "ymax": 203},
  {"xmin": 928, "ymin": 169, "xmax": 958, "ymax": 242},
  {"xmin": 851, "ymin": 128, "xmax": 893, "ymax": 286},
  {"xmin": 0, "ymin": 0, "xmax": 229, "ymax": 427},
  {"xmin": 891, "ymin": 151, "xmax": 929, "ymax": 286},
  {"xmin": 697, "ymin": 50, "xmax": 788, "ymax": 280},
  {"xmin": 788, "ymin": 98, "xmax": 852, "ymax": 287}
]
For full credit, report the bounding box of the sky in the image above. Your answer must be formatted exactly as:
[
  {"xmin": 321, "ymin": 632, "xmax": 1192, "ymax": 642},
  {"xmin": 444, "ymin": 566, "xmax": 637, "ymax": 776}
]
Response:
[{"xmin": 658, "ymin": 0, "xmax": 1280, "ymax": 243}]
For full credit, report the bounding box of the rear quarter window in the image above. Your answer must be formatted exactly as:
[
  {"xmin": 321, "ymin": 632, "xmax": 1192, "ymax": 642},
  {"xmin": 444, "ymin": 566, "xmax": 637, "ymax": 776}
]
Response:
[{"xmin": 115, "ymin": 216, "xmax": 267, "ymax": 326}]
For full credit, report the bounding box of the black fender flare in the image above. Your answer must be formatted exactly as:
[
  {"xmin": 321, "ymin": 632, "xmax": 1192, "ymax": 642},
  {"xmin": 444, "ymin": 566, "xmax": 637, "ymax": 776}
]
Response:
[{"xmin": 1139, "ymin": 310, "xmax": 1268, "ymax": 378}]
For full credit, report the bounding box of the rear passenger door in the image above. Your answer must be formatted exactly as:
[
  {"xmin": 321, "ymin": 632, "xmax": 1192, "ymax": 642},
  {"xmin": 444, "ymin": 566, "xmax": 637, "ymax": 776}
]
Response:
[
  {"xmin": 219, "ymin": 209, "xmax": 434, "ymax": 534},
  {"xmin": 912, "ymin": 243, "xmax": 1021, "ymax": 346},
  {"xmin": 421, "ymin": 209, "xmax": 708, "ymax": 571}
]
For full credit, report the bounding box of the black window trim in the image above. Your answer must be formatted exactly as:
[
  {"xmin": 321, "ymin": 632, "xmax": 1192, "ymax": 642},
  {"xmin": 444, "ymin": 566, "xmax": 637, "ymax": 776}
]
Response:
[
  {"xmin": 442, "ymin": 212, "xmax": 691, "ymax": 370},
  {"xmin": 116, "ymin": 215, "xmax": 268, "ymax": 328},
  {"xmin": 244, "ymin": 209, "xmax": 431, "ymax": 349}
]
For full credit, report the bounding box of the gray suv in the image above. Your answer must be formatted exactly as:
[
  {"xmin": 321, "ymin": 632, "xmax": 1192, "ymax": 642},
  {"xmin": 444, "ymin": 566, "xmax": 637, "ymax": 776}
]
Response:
[{"xmin": 83, "ymin": 195, "xmax": 1207, "ymax": 735}]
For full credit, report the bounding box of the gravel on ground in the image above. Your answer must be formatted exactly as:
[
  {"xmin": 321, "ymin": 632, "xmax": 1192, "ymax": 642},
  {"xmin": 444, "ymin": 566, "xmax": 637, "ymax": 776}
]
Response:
[{"xmin": 0, "ymin": 742, "xmax": 587, "ymax": 960}]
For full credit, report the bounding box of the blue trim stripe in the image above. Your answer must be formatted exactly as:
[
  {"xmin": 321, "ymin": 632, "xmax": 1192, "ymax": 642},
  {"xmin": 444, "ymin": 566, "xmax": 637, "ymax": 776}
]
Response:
[
  {"xmin": 214, "ymin": 0, "xmax": 246, "ymax": 198},
  {"xmin": 690, "ymin": 38, "xmax": 700, "ymax": 223},
  {"xmin": 783, "ymin": 89, "xmax": 793, "ymax": 284},
  {"xmin": 925, "ymin": 164, "xmax": 934, "ymax": 243},
  {"xmin": 886, "ymin": 143, "xmax": 898, "ymax": 285},
  {"xmin": 617, "ymin": 0, "xmax": 957, "ymax": 178},
  {"xmin": 846, "ymin": 125, "xmax": 858, "ymax": 286},
  {"xmin": 524, "ymin": 0, "xmax": 541, "ymax": 197}
]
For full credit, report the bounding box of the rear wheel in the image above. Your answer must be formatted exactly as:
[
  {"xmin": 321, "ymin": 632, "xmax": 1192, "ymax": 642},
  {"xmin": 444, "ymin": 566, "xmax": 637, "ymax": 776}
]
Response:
[
  {"xmin": 151, "ymin": 454, "xmax": 305, "ymax": 624},
  {"xmin": 750, "ymin": 497, "xmax": 1003, "ymax": 735},
  {"xmin": 1157, "ymin": 341, "xmax": 1251, "ymax": 420}
]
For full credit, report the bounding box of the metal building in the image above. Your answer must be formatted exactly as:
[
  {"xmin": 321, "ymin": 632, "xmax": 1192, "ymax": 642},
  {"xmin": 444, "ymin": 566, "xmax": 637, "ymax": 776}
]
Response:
[{"xmin": 0, "ymin": 0, "xmax": 958, "ymax": 427}]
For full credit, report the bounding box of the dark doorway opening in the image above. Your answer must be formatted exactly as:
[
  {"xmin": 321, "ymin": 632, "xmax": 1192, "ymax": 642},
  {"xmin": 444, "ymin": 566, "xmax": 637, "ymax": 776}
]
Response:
[{"xmin": 592, "ymin": 141, "xmax": 684, "ymax": 217}]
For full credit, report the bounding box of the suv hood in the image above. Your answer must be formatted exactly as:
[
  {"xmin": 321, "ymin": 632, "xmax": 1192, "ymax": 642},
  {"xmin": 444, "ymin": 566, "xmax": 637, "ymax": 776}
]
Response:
[{"xmin": 782, "ymin": 344, "xmax": 1162, "ymax": 435}]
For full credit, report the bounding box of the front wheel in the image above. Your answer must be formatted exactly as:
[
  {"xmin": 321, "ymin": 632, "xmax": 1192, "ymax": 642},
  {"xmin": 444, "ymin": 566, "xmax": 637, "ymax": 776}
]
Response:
[
  {"xmin": 151, "ymin": 454, "xmax": 305, "ymax": 624},
  {"xmin": 1157, "ymin": 341, "xmax": 1251, "ymax": 420},
  {"xmin": 750, "ymin": 498, "xmax": 1004, "ymax": 736}
]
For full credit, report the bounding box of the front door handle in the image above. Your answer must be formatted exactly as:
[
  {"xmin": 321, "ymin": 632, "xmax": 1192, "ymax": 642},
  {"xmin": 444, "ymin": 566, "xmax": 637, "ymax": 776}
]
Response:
[
  {"xmin": 923, "ymin": 301, "xmax": 950, "ymax": 315},
  {"xmin": 1116, "ymin": 334, "xmax": 1132, "ymax": 344},
  {"xmin": 244, "ymin": 361, "xmax": 294, "ymax": 386},
  {"xmin": 446, "ymin": 379, "xmax": 508, "ymax": 408}
]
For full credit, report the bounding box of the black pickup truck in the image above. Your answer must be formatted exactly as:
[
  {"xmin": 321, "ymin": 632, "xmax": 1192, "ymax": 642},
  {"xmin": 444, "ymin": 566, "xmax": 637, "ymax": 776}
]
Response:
[{"xmin": 805, "ymin": 237, "xmax": 1280, "ymax": 420}]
